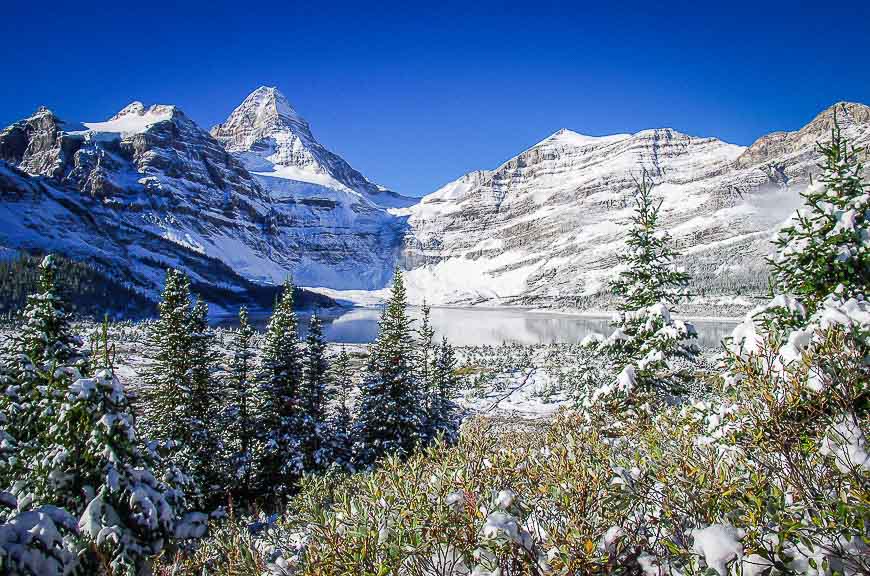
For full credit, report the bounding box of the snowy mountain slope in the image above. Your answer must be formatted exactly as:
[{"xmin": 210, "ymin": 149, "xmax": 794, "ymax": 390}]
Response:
[
  {"xmin": 0, "ymin": 100, "xmax": 384, "ymax": 305},
  {"xmin": 211, "ymin": 86, "xmax": 417, "ymax": 209},
  {"xmin": 400, "ymin": 102, "xmax": 870, "ymax": 313},
  {"xmin": 208, "ymin": 86, "xmax": 412, "ymax": 288}
]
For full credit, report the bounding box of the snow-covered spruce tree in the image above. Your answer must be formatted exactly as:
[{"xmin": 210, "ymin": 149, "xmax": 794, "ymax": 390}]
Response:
[
  {"xmin": 428, "ymin": 337, "xmax": 460, "ymax": 441},
  {"xmin": 770, "ymin": 110, "xmax": 869, "ymax": 316},
  {"xmin": 15, "ymin": 255, "xmax": 84, "ymax": 371},
  {"xmin": 256, "ymin": 281, "xmax": 303, "ymax": 498},
  {"xmin": 139, "ymin": 269, "xmax": 206, "ymax": 510},
  {"xmin": 0, "ymin": 255, "xmax": 85, "ymax": 492},
  {"xmin": 185, "ymin": 298, "xmax": 224, "ymax": 507},
  {"xmin": 141, "ymin": 269, "xmax": 193, "ymax": 449},
  {"xmin": 417, "ymin": 302, "xmax": 436, "ymax": 440},
  {"xmin": 327, "ymin": 347, "xmax": 354, "ymax": 471},
  {"xmin": 299, "ymin": 312, "xmax": 329, "ymax": 473},
  {"xmin": 603, "ymin": 170, "xmax": 697, "ymax": 397},
  {"xmin": 0, "ymin": 492, "xmax": 79, "ymax": 576},
  {"xmin": 353, "ymin": 269, "xmax": 425, "ymax": 467},
  {"xmin": 26, "ymin": 364, "xmax": 206, "ymax": 575},
  {"xmin": 225, "ymin": 307, "xmax": 257, "ymax": 501}
]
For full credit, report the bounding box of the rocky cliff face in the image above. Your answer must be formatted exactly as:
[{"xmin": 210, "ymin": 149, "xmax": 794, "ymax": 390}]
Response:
[
  {"xmin": 210, "ymin": 86, "xmax": 412, "ymax": 288},
  {"xmin": 400, "ymin": 102, "xmax": 870, "ymax": 314},
  {"xmin": 0, "ymin": 95, "xmax": 398, "ymax": 306}
]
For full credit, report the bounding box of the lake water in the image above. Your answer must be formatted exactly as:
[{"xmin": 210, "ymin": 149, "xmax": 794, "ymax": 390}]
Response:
[{"xmin": 213, "ymin": 306, "xmax": 738, "ymax": 349}]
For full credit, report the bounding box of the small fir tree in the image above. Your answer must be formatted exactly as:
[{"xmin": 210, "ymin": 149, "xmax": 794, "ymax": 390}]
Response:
[
  {"xmin": 605, "ymin": 170, "xmax": 697, "ymax": 396},
  {"xmin": 417, "ymin": 302, "xmax": 436, "ymax": 439},
  {"xmin": 141, "ymin": 269, "xmax": 193, "ymax": 449},
  {"xmin": 353, "ymin": 269, "xmax": 425, "ymax": 466},
  {"xmin": 429, "ymin": 337, "xmax": 460, "ymax": 441},
  {"xmin": 299, "ymin": 313, "xmax": 329, "ymax": 473},
  {"xmin": 27, "ymin": 367, "xmax": 201, "ymax": 575},
  {"xmin": 771, "ymin": 110, "xmax": 869, "ymax": 314},
  {"xmin": 226, "ymin": 307, "xmax": 257, "ymax": 500},
  {"xmin": 328, "ymin": 347, "xmax": 355, "ymax": 471},
  {"xmin": 256, "ymin": 281, "xmax": 303, "ymax": 495},
  {"xmin": 0, "ymin": 256, "xmax": 84, "ymax": 492},
  {"xmin": 610, "ymin": 171, "xmax": 691, "ymax": 315},
  {"xmin": 16, "ymin": 255, "xmax": 83, "ymax": 370},
  {"xmin": 185, "ymin": 298, "xmax": 223, "ymax": 507}
]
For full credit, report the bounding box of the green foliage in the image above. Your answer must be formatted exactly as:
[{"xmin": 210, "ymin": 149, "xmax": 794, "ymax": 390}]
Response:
[
  {"xmin": 141, "ymin": 269, "xmax": 194, "ymax": 449},
  {"xmin": 601, "ymin": 170, "xmax": 698, "ymax": 403},
  {"xmin": 256, "ymin": 280, "xmax": 303, "ymax": 498},
  {"xmin": 0, "ymin": 255, "xmax": 86, "ymax": 494},
  {"xmin": 140, "ymin": 269, "xmax": 222, "ymax": 509},
  {"xmin": 328, "ymin": 347, "xmax": 355, "ymax": 471},
  {"xmin": 299, "ymin": 312, "xmax": 329, "ymax": 473},
  {"xmin": 429, "ymin": 336, "xmax": 460, "ymax": 441},
  {"xmin": 771, "ymin": 109, "xmax": 870, "ymax": 314},
  {"xmin": 0, "ymin": 253, "xmax": 156, "ymax": 321},
  {"xmin": 610, "ymin": 170, "xmax": 690, "ymax": 314},
  {"xmin": 353, "ymin": 268, "xmax": 426, "ymax": 466},
  {"xmin": 226, "ymin": 307, "xmax": 257, "ymax": 500},
  {"xmin": 186, "ymin": 298, "xmax": 224, "ymax": 506}
]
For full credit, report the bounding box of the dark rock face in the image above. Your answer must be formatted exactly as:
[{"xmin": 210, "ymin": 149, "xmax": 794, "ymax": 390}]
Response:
[
  {"xmin": 0, "ymin": 103, "xmax": 286, "ymax": 304},
  {"xmin": 0, "ymin": 108, "xmax": 70, "ymax": 178}
]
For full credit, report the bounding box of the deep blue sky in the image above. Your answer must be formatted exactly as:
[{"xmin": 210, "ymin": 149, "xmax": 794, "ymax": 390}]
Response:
[{"xmin": 2, "ymin": 1, "xmax": 869, "ymax": 196}]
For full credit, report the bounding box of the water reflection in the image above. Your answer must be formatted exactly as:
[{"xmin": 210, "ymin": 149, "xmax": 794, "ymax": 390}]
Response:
[{"xmin": 214, "ymin": 306, "xmax": 737, "ymax": 349}]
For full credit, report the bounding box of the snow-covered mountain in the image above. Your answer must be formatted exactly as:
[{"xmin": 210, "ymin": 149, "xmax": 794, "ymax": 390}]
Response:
[
  {"xmin": 1, "ymin": 91, "xmax": 867, "ymax": 316},
  {"xmin": 209, "ymin": 86, "xmax": 414, "ymax": 288},
  {"xmin": 0, "ymin": 90, "xmax": 411, "ymax": 307},
  {"xmin": 211, "ymin": 86, "xmax": 416, "ymax": 209},
  {"xmin": 400, "ymin": 102, "xmax": 870, "ymax": 314}
]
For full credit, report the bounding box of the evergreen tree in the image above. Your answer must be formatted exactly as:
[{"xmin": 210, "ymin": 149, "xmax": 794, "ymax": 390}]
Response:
[
  {"xmin": 417, "ymin": 302, "xmax": 436, "ymax": 439},
  {"xmin": 429, "ymin": 337, "xmax": 460, "ymax": 441},
  {"xmin": 141, "ymin": 269, "xmax": 193, "ymax": 448},
  {"xmin": 328, "ymin": 347, "xmax": 354, "ymax": 471},
  {"xmin": 186, "ymin": 298, "xmax": 223, "ymax": 507},
  {"xmin": 299, "ymin": 313, "xmax": 329, "ymax": 473},
  {"xmin": 0, "ymin": 256, "xmax": 84, "ymax": 492},
  {"xmin": 610, "ymin": 171, "xmax": 690, "ymax": 315},
  {"xmin": 770, "ymin": 110, "xmax": 870, "ymax": 314},
  {"xmin": 606, "ymin": 170, "xmax": 697, "ymax": 395},
  {"xmin": 15, "ymin": 255, "xmax": 84, "ymax": 370},
  {"xmin": 25, "ymin": 365, "xmax": 204, "ymax": 574},
  {"xmin": 226, "ymin": 307, "xmax": 257, "ymax": 500},
  {"xmin": 353, "ymin": 269, "xmax": 425, "ymax": 466},
  {"xmin": 257, "ymin": 281, "xmax": 303, "ymax": 496}
]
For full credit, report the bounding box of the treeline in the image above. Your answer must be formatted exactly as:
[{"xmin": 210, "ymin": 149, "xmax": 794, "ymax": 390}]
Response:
[
  {"xmin": 140, "ymin": 267, "xmax": 461, "ymax": 509},
  {"xmin": 0, "ymin": 256, "xmax": 460, "ymax": 574},
  {"xmin": 0, "ymin": 252, "xmax": 157, "ymax": 319}
]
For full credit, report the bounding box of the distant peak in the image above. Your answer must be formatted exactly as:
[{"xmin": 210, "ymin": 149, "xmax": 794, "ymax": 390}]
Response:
[
  {"xmin": 538, "ymin": 128, "xmax": 631, "ymax": 148},
  {"xmin": 109, "ymin": 102, "xmax": 178, "ymax": 122},
  {"xmin": 29, "ymin": 106, "xmax": 56, "ymax": 119},
  {"xmin": 813, "ymin": 101, "xmax": 870, "ymax": 124},
  {"xmin": 111, "ymin": 101, "xmax": 147, "ymax": 120},
  {"xmin": 239, "ymin": 85, "xmax": 304, "ymax": 124}
]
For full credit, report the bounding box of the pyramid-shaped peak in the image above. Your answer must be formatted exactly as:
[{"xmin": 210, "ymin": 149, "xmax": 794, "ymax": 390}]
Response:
[{"xmin": 239, "ymin": 85, "xmax": 304, "ymax": 124}]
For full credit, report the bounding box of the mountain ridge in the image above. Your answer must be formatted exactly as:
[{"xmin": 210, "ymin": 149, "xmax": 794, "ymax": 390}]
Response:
[
  {"xmin": 399, "ymin": 101, "xmax": 870, "ymax": 314},
  {"xmin": 1, "ymin": 94, "xmax": 867, "ymax": 316}
]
